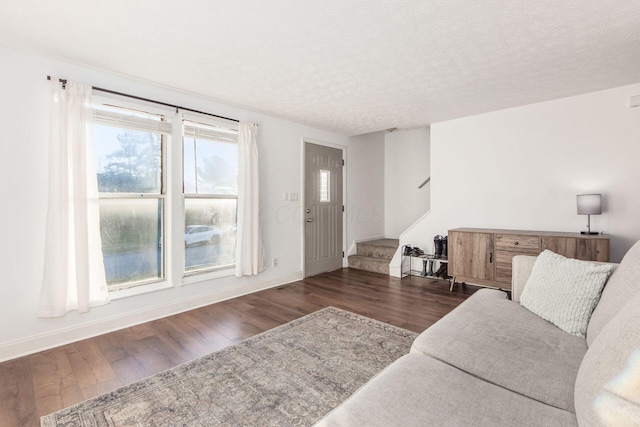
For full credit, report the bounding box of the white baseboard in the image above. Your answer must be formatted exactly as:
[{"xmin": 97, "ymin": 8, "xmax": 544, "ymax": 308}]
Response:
[
  {"xmin": 0, "ymin": 271, "xmax": 303, "ymax": 363},
  {"xmin": 348, "ymin": 241, "xmax": 358, "ymax": 257},
  {"xmin": 389, "ymin": 265, "xmax": 403, "ymax": 278}
]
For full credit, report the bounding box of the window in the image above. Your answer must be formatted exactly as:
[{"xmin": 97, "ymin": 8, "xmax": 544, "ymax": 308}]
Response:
[
  {"xmin": 93, "ymin": 102, "xmax": 169, "ymax": 291},
  {"xmin": 183, "ymin": 119, "xmax": 238, "ymax": 273},
  {"xmin": 92, "ymin": 97, "xmax": 239, "ymax": 291},
  {"xmin": 319, "ymin": 169, "xmax": 330, "ymax": 202}
]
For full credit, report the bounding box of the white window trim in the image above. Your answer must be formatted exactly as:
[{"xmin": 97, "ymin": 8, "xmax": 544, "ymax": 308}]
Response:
[
  {"xmin": 93, "ymin": 95, "xmax": 172, "ymax": 292},
  {"xmin": 182, "ymin": 267, "xmax": 235, "ymax": 285},
  {"xmin": 181, "ymin": 113, "xmax": 239, "ymax": 278},
  {"xmin": 109, "ymin": 280, "xmax": 173, "ymax": 300},
  {"xmin": 93, "ymin": 94, "xmax": 240, "ymax": 294},
  {"xmin": 109, "ymin": 262, "xmax": 236, "ymax": 301}
]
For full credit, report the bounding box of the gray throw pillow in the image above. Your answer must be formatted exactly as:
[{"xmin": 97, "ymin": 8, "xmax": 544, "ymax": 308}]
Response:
[{"xmin": 520, "ymin": 250, "xmax": 614, "ymax": 338}]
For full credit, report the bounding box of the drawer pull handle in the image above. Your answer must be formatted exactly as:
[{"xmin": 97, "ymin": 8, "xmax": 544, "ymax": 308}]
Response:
[
  {"xmin": 489, "ymin": 252, "xmax": 493, "ymax": 263},
  {"xmin": 514, "ymin": 242, "xmax": 519, "ymax": 246}
]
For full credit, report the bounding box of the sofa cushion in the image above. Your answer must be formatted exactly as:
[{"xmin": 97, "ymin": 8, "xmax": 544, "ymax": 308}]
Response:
[
  {"xmin": 575, "ymin": 291, "xmax": 640, "ymax": 426},
  {"xmin": 520, "ymin": 250, "xmax": 613, "ymax": 338},
  {"xmin": 411, "ymin": 289, "xmax": 587, "ymax": 412},
  {"xmin": 587, "ymin": 240, "xmax": 640, "ymax": 346},
  {"xmin": 315, "ymin": 354, "xmax": 578, "ymax": 427}
]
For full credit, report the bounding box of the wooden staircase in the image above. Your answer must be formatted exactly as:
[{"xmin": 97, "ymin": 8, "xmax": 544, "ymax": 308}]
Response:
[{"xmin": 348, "ymin": 239, "xmax": 399, "ymax": 275}]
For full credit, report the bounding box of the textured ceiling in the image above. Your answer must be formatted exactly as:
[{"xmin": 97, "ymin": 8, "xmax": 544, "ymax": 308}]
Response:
[{"xmin": 1, "ymin": 0, "xmax": 639, "ymax": 136}]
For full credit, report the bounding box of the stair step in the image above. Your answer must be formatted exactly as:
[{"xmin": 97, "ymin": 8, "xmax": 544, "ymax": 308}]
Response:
[
  {"xmin": 356, "ymin": 238, "xmax": 399, "ymax": 259},
  {"xmin": 348, "ymin": 255, "xmax": 390, "ymax": 275}
]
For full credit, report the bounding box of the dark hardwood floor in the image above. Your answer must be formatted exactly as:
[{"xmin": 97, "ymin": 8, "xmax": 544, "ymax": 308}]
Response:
[{"xmin": 0, "ymin": 268, "xmax": 478, "ymax": 427}]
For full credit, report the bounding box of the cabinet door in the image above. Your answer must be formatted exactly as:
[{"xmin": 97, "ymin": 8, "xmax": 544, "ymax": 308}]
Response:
[
  {"xmin": 494, "ymin": 234, "xmax": 542, "ymax": 285},
  {"xmin": 541, "ymin": 237, "xmax": 609, "ymax": 262},
  {"xmin": 495, "ymin": 251, "xmax": 519, "ymax": 284},
  {"xmin": 449, "ymin": 231, "xmax": 494, "ymax": 281}
]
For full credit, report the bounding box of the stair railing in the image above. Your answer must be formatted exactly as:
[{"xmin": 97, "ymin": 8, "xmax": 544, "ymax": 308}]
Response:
[{"xmin": 418, "ymin": 177, "xmax": 430, "ymax": 189}]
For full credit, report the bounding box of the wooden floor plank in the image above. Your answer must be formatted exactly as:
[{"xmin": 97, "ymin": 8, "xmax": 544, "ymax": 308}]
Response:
[
  {"xmin": 0, "ymin": 358, "xmax": 38, "ymax": 427},
  {"xmin": 64, "ymin": 340, "xmax": 118, "ymax": 391},
  {"xmin": 165, "ymin": 311, "xmax": 235, "ymax": 353},
  {"xmin": 0, "ymin": 268, "xmax": 478, "ymax": 426},
  {"xmin": 29, "ymin": 348, "xmax": 83, "ymax": 419}
]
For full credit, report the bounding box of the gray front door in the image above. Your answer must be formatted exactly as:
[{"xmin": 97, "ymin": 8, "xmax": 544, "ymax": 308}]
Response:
[{"xmin": 304, "ymin": 142, "xmax": 344, "ymax": 277}]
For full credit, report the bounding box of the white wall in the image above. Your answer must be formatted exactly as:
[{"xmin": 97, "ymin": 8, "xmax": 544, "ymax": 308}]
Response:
[
  {"xmin": 384, "ymin": 128, "xmax": 430, "ymax": 238},
  {"xmin": 0, "ymin": 46, "xmax": 353, "ymax": 361},
  {"xmin": 346, "ymin": 132, "xmax": 385, "ymax": 246},
  {"xmin": 398, "ymin": 83, "xmax": 640, "ymax": 266}
]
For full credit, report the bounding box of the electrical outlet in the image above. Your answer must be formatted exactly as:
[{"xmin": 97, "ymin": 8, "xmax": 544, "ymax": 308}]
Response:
[{"xmin": 272, "ymin": 258, "xmax": 279, "ymax": 267}]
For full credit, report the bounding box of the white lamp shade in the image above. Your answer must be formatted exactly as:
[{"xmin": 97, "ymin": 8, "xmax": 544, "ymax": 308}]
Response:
[{"xmin": 577, "ymin": 194, "xmax": 602, "ymax": 215}]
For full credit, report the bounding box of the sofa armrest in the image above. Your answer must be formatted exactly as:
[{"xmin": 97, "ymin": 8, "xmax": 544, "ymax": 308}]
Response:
[{"xmin": 511, "ymin": 255, "xmax": 538, "ymax": 303}]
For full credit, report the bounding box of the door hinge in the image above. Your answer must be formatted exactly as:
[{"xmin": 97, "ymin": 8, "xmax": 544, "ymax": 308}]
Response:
[
  {"xmin": 342, "ymin": 251, "xmax": 345, "ymax": 258},
  {"xmin": 342, "ymin": 205, "xmax": 345, "ymax": 212},
  {"xmin": 342, "ymin": 159, "xmax": 345, "ymax": 166}
]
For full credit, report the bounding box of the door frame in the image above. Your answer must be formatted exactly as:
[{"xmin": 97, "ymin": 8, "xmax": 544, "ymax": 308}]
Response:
[{"xmin": 301, "ymin": 138, "xmax": 348, "ymax": 277}]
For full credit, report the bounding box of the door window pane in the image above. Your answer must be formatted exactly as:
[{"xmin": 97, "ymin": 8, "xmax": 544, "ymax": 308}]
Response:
[
  {"xmin": 184, "ymin": 198, "xmax": 237, "ymax": 272},
  {"xmin": 319, "ymin": 169, "xmax": 330, "ymax": 202},
  {"xmin": 99, "ymin": 198, "xmax": 163, "ymax": 287}
]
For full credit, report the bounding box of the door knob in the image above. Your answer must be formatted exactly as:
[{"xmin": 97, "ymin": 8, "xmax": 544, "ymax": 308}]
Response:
[{"xmin": 306, "ymin": 218, "xmax": 313, "ymax": 222}]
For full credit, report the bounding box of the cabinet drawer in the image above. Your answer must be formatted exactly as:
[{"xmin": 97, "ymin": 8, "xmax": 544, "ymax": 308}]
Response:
[{"xmin": 495, "ymin": 234, "xmax": 540, "ymax": 253}]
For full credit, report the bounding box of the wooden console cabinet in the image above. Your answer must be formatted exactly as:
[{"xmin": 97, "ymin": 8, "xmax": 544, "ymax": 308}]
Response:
[{"xmin": 448, "ymin": 228, "xmax": 610, "ymax": 291}]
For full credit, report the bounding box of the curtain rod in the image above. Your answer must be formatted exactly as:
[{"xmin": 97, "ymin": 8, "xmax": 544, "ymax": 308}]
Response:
[{"xmin": 46, "ymin": 76, "xmax": 240, "ymax": 123}]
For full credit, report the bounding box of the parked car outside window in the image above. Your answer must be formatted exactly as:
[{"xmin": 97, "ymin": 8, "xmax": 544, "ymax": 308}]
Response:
[{"xmin": 184, "ymin": 225, "xmax": 222, "ymax": 246}]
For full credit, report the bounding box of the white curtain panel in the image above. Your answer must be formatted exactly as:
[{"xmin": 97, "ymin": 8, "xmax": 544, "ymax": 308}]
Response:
[
  {"xmin": 38, "ymin": 79, "xmax": 110, "ymax": 317},
  {"xmin": 235, "ymin": 122, "xmax": 265, "ymax": 277}
]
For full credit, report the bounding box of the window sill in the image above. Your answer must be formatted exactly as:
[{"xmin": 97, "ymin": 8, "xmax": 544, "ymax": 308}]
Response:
[
  {"xmin": 109, "ymin": 280, "xmax": 173, "ymax": 300},
  {"xmin": 182, "ymin": 266, "xmax": 235, "ymax": 285},
  {"xmin": 107, "ymin": 267, "xmax": 235, "ymax": 300}
]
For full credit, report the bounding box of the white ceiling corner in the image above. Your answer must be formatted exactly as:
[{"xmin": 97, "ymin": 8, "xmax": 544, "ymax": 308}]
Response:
[{"xmin": 1, "ymin": 0, "xmax": 639, "ymax": 136}]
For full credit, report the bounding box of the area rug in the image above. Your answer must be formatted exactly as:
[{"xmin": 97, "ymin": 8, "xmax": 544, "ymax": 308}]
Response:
[{"xmin": 41, "ymin": 307, "xmax": 417, "ymax": 426}]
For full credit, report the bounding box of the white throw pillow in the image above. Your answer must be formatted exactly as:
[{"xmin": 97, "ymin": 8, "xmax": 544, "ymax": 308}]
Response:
[{"xmin": 520, "ymin": 250, "xmax": 614, "ymax": 338}]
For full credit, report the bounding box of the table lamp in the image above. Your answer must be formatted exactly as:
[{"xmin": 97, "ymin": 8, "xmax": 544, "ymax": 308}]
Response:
[{"xmin": 577, "ymin": 194, "xmax": 602, "ymax": 235}]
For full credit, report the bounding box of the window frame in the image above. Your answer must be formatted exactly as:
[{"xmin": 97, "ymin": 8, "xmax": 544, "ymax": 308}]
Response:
[
  {"xmin": 93, "ymin": 96, "xmax": 171, "ymax": 292},
  {"xmin": 182, "ymin": 116, "xmax": 239, "ymax": 276},
  {"xmin": 91, "ymin": 95, "xmax": 240, "ymax": 294}
]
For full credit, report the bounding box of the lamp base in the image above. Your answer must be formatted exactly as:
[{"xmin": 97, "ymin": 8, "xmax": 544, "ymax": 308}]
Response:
[{"xmin": 580, "ymin": 231, "xmax": 599, "ymax": 235}]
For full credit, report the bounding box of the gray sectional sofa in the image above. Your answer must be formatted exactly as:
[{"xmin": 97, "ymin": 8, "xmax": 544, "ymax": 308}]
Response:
[{"xmin": 317, "ymin": 242, "xmax": 640, "ymax": 426}]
